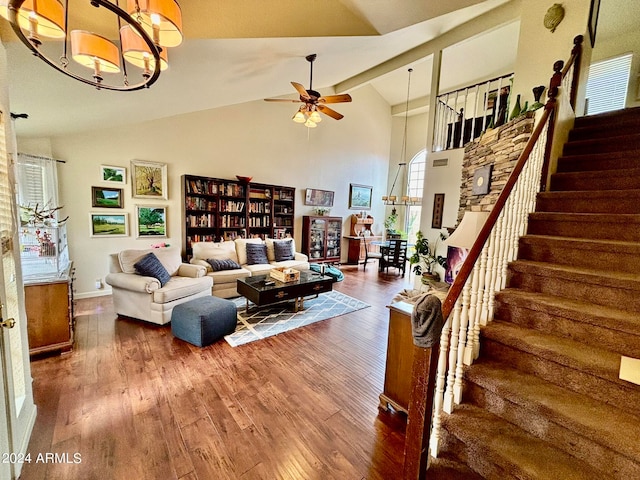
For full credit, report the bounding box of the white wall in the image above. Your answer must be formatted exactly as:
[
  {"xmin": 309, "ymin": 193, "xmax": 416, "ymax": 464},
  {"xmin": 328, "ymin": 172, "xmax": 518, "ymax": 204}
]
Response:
[
  {"xmin": 593, "ymin": 29, "xmax": 640, "ymax": 109},
  {"xmin": 22, "ymin": 84, "xmax": 392, "ymax": 297}
]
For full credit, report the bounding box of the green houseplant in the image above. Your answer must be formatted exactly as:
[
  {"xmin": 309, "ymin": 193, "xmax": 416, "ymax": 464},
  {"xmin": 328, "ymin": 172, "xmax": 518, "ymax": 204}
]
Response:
[{"xmin": 409, "ymin": 230, "xmax": 448, "ymax": 281}]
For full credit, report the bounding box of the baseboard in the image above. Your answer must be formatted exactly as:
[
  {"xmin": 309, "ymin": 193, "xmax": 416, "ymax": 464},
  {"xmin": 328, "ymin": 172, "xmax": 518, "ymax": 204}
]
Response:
[{"xmin": 75, "ymin": 289, "xmax": 112, "ymax": 299}]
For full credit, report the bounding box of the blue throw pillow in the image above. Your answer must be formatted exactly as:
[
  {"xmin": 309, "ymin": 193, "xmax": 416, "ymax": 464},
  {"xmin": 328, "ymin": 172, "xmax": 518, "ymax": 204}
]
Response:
[
  {"xmin": 274, "ymin": 239, "xmax": 294, "ymax": 261},
  {"xmin": 245, "ymin": 243, "xmax": 268, "ymax": 265},
  {"xmin": 206, "ymin": 258, "xmax": 241, "ymax": 271},
  {"xmin": 134, "ymin": 252, "xmax": 171, "ymax": 286}
]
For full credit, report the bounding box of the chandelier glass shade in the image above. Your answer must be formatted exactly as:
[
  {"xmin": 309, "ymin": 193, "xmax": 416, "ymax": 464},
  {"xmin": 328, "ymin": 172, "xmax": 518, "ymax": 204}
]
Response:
[
  {"xmin": 0, "ymin": 0, "xmax": 182, "ymax": 91},
  {"xmin": 292, "ymin": 104, "xmax": 322, "ymax": 128}
]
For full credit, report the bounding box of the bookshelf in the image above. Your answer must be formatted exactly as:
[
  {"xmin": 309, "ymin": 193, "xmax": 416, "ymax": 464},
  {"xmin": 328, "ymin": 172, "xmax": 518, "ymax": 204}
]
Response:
[{"xmin": 182, "ymin": 175, "xmax": 295, "ymax": 258}]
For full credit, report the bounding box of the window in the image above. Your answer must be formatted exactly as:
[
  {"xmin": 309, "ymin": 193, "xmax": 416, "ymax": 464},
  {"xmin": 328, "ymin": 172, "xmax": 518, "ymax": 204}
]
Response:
[
  {"xmin": 405, "ymin": 150, "xmax": 426, "ymax": 243},
  {"xmin": 586, "ymin": 53, "xmax": 632, "ymax": 115},
  {"xmin": 16, "ymin": 154, "xmax": 60, "ymax": 222}
]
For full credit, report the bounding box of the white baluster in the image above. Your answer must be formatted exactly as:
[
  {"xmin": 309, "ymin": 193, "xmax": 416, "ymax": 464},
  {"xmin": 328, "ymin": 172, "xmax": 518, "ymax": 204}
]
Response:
[
  {"xmin": 481, "ymin": 228, "xmax": 497, "ymax": 326},
  {"xmin": 453, "ymin": 279, "xmax": 471, "ymax": 404},
  {"xmin": 464, "ymin": 260, "xmax": 481, "ymax": 366},
  {"xmin": 429, "ymin": 317, "xmax": 452, "ymax": 458},
  {"xmin": 443, "ymin": 295, "xmax": 462, "ymax": 414},
  {"xmin": 471, "ymin": 243, "xmax": 489, "ymax": 360}
]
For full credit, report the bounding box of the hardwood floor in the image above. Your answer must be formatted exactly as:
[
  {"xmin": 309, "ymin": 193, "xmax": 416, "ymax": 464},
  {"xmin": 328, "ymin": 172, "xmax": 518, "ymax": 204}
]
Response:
[{"xmin": 20, "ymin": 265, "xmax": 416, "ymax": 480}]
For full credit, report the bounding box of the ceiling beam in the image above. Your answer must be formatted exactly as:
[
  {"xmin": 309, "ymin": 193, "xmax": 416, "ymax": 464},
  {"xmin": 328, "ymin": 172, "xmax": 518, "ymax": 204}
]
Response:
[{"xmin": 335, "ymin": 0, "xmax": 521, "ymax": 93}]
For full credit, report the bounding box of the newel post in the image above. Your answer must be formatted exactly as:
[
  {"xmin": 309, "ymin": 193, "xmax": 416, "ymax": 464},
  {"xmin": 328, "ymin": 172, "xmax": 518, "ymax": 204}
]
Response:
[
  {"xmin": 402, "ymin": 295, "xmax": 445, "ymax": 480},
  {"xmin": 539, "ymin": 60, "xmax": 563, "ymax": 192}
]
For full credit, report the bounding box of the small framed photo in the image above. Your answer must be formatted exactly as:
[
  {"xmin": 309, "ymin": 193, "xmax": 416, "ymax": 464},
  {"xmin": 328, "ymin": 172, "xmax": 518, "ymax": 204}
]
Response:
[
  {"xmin": 136, "ymin": 205, "xmax": 167, "ymax": 238},
  {"xmin": 431, "ymin": 193, "xmax": 445, "ymax": 229},
  {"xmin": 588, "ymin": 0, "xmax": 601, "ymax": 47},
  {"xmin": 131, "ymin": 160, "xmax": 167, "ymax": 200},
  {"xmin": 100, "ymin": 165, "xmax": 126, "ymax": 184},
  {"xmin": 348, "ymin": 184, "xmax": 372, "ymax": 210},
  {"xmin": 91, "ymin": 186, "xmax": 124, "ymax": 208},
  {"xmin": 90, "ymin": 213, "xmax": 128, "ymax": 237},
  {"xmin": 304, "ymin": 188, "xmax": 335, "ymax": 207}
]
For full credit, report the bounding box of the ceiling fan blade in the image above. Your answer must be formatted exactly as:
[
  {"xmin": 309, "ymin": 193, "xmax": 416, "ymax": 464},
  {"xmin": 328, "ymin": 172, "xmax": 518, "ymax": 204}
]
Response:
[
  {"xmin": 319, "ymin": 93, "xmax": 352, "ymax": 104},
  {"xmin": 317, "ymin": 104, "xmax": 344, "ymax": 120},
  {"xmin": 264, "ymin": 98, "xmax": 300, "ymax": 103},
  {"xmin": 291, "ymin": 82, "xmax": 311, "ymax": 100}
]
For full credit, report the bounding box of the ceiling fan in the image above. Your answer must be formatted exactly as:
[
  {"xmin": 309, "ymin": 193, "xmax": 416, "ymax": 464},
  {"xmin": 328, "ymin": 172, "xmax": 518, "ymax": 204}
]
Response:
[{"xmin": 264, "ymin": 54, "xmax": 352, "ymax": 128}]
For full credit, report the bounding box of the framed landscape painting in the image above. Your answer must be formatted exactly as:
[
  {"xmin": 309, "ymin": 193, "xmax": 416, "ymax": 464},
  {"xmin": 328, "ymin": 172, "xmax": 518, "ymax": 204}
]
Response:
[
  {"xmin": 91, "ymin": 186, "xmax": 123, "ymax": 208},
  {"xmin": 131, "ymin": 160, "xmax": 167, "ymax": 200},
  {"xmin": 348, "ymin": 184, "xmax": 372, "ymax": 209},
  {"xmin": 136, "ymin": 205, "xmax": 167, "ymax": 238},
  {"xmin": 90, "ymin": 213, "xmax": 128, "ymax": 237},
  {"xmin": 100, "ymin": 165, "xmax": 126, "ymax": 184}
]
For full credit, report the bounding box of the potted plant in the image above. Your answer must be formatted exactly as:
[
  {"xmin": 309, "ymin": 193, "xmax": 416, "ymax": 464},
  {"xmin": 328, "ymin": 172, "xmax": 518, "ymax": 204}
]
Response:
[
  {"xmin": 384, "ymin": 211, "xmax": 398, "ymax": 235},
  {"xmin": 409, "ymin": 230, "xmax": 448, "ymax": 283}
]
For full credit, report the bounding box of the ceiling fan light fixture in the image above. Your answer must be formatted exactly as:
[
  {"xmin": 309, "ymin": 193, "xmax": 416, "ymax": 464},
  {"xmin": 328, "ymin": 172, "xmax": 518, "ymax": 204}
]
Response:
[
  {"xmin": 309, "ymin": 110, "xmax": 322, "ymax": 123},
  {"xmin": 292, "ymin": 109, "xmax": 306, "ymax": 123},
  {"xmin": 304, "ymin": 119, "xmax": 317, "ymax": 128}
]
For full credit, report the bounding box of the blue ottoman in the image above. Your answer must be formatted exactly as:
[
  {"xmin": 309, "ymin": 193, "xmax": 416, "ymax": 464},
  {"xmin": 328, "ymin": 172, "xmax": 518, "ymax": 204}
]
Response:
[{"xmin": 171, "ymin": 296, "xmax": 237, "ymax": 347}]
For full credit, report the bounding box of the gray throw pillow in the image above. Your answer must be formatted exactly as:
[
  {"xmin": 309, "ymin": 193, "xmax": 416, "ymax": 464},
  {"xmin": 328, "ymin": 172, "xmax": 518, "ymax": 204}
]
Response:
[
  {"xmin": 274, "ymin": 239, "xmax": 294, "ymax": 261},
  {"xmin": 134, "ymin": 252, "xmax": 171, "ymax": 286},
  {"xmin": 245, "ymin": 243, "xmax": 268, "ymax": 265},
  {"xmin": 206, "ymin": 258, "xmax": 241, "ymax": 271}
]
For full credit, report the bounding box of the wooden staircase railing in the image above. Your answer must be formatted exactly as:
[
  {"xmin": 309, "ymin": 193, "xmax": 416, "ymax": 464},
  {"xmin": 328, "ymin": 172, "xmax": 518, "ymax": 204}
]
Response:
[{"xmin": 403, "ymin": 35, "xmax": 584, "ymax": 480}]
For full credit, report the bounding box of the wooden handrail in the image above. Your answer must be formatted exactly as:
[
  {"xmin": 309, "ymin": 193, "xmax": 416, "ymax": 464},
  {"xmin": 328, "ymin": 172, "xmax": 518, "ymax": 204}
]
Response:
[{"xmin": 441, "ymin": 34, "xmax": 583, "ymax": 319}]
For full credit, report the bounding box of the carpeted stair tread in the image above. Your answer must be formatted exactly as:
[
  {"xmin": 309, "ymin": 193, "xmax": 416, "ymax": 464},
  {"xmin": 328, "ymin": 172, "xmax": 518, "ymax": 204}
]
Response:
[
  {"xmin": 509, "ymin": 259, "xmax": 640, "ymax": 291},
  {"xmin": 481, "ymin": 321, "xmax": 621, "ymax": 381},
  {"xmin": 563, "ymin": 133, "xmax": 640, "ymax": 156},
  {"xmin": 535, "ymin": 190, "xmax": 640, "ymax": 214},
  {"xmin": 466, "ymin": 361, "xmax": 640, "ymax": 463},
  {"xmin": 495, "ymin": 288, "xmax": 640, "ymax": 336},
  {"xmin": 556, "ymin": 150, "xmax": 640, "ymax": 173},
  {"xmin": 574, "ymin": 107, "xmax": 640, "ymax": 129},
  {"xmin": 529, "ymin": 211, "xmax": 640, "ymax": 224},
  {"xmin": 425, "ymin": 456, "xmax": 486, "ymax": 480},
  {"xmin": 527, "ymin": 212, "xmax": 640, "ymax": 241},
  {"xmin": 550, "ymin": 167, "xmax": 640, "ymax": 190},
  {"xmin": 570, "ymin": 122, "xmax": 640, "ymax": 141},
  {"xmin": 440, "ymin": 404, "xmax": 608, "ymax": 480},
  {"xmin": 519, "ymin": 234, "xmax": 640, "ymax": 257}
]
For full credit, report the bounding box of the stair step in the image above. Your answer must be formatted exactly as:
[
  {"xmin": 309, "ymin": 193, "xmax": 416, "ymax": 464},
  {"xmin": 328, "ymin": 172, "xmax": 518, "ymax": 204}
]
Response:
[
  {"xmin": 425, "ymin": 456, "xmax": 485, "ymax": 480},
  {"xmin": 563, "ymin": 133, "xmax": 640, "ymax": 156},
  {"xmin": 507, "ymin": 259, "xmax": 640, "ymax": 311},
  {"xmin": 575, "ymin": 107, "xmax": 640, "ymax": 129},
  {"xmin": 480, "ymin": 321, "xmax": 640, "ymax": 415},
  {"xmin": 440, "ymin": 404, "xmax": 608, "ymax": 480},
  {"xmin": 550, "ymin": 167, "xmax": 640, "ymax": 191},
  {"xmin": 517, "ymin": 235, "xmax": 640, "ymax": 273},
  {"xmin": 527, "ymin": 212, "xmax": 640, "ymax": 242},
  {"xmin": 536, "ymin": 189, "xmax": 640, "ymax": 214},
  {"xmin": 556, "ymin": 150, "xmax": 640, "ymax": 173},
  {"xmin": 494, "ymin": 288, "xmax": 640, "ymax": 356},
  {"xmin": 465, "ymin": 362, "xmax": 640, "ymax": 479},
  {"xmin": 569, "ymin": 122, "xmax": 640, "ymax": 142}
]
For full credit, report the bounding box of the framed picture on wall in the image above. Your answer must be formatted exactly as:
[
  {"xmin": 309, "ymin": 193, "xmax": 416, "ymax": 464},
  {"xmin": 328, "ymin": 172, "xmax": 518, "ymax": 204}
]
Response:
[
  {"xmin": 431, "ymin": 193, "xmax": 445, "ymax": 229},
  {"xmin": 304, "ymin": 188, "xmax": 335, "ymax": 207},
  {"xmin": 588, "ymin": 0, "xmax": 601, "ymax": 47},
  {"xmin": 136, "ymin": 205, "xmax": 167, "ymax": 238},
  {"xmin": 131, "ymin": 160, "xmax": 167, "ymax": 200},
  {"xmin": 100, "ymin": 165, "xmax": 126, "ymax": 184},
  {"xmin": 91, "ymin": 186, "xmax": 124, "ymax": 208},
  {"xmin": 348, "ymin": 184, "xmax": 372, "ymax": 209},
  {"xmin": 90, "ymin": 213, "xmax": 128, "ymax": 237}
]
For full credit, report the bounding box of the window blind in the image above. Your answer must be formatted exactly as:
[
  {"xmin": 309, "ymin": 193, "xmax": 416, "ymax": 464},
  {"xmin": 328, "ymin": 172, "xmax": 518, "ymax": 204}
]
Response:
[{"xmin": 586, "ymin": 53, "xmax": 632, "ymax": 115}]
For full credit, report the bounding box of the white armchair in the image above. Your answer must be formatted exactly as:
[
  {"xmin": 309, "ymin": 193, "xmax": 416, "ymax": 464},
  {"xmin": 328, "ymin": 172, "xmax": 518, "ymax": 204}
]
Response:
[{"xmin": 105, "ymin": 248, "xmax": 213, "ymax": 325}]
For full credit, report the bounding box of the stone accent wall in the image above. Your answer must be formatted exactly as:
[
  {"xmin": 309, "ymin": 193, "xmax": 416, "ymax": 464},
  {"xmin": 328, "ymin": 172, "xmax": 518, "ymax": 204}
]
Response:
[{"xmin": 457, "ymin": 112, "xmax": 536, "ymax": 224}]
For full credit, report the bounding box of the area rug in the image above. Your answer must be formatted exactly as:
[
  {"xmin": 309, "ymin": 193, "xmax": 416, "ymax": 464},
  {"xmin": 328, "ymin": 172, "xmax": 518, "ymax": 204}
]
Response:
[{"xmin": 225, "ymin": 291, "xmax": 369, "ymax": 347}]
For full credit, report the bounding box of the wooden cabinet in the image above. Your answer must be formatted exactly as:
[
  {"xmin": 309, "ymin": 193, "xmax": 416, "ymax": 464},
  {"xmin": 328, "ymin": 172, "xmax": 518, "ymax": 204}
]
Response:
[
  {"xmin": 379, "ymin": 301, "xmax": 415, "ymax": 414},
  {"xmin": 25, "ymin": 264, "xmax": 75, "ymax": 356},
  {"xmin": 182, "ymin": 175, "xmax": 295, "ymax": 259},
  {"xmin": 302, "ymin": 216, "xmax": 342, "ymax": 263}
]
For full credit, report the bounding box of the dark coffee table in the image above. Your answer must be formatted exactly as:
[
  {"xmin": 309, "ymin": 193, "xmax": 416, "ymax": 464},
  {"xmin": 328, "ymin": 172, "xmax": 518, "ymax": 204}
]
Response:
[{"xmin": 237, "ymin": 270, "xmax": 333, "ymax": 313}]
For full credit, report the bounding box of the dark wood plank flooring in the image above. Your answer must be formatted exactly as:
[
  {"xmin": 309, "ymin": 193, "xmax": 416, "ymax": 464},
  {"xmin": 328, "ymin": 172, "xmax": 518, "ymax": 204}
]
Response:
[{"xmin": 20, "ymin": 265, "xmax": 415, "ymax": 480}]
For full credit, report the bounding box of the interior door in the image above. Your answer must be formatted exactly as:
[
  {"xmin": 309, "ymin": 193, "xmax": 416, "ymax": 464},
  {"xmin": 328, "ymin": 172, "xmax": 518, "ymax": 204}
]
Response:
[{"xmin": 0, "ymin": 110, "xmax": 37, "ymax": 479}]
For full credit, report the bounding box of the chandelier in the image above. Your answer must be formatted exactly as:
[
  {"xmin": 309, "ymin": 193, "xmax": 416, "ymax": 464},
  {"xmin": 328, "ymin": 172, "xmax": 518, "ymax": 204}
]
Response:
[
  {"xmin": 0, "ymin": 0, "xmax": 183, "ymax": 91},
  {"xmin": 382, "ymin": 68, "xmax": 421, "ymax": 212}
]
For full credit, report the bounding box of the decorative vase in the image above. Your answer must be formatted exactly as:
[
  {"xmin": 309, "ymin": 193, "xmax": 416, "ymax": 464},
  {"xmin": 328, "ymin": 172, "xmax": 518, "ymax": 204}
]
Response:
[
  {"xmin": 509, "ymin": 94, "xmax": 522, "ymax": 121},
  {"xmin": 531, "ymin": 85, "xmax": 546, "ymax": 111}
]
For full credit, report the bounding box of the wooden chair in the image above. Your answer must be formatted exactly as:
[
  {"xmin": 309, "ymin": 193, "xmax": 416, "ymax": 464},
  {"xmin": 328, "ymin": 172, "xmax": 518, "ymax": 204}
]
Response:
[
  {"xmin": 361, "ymin": 237, "xmax": 382, "ymax": 271},
  {"xmin": 380, "ymin": 239, "xmax": 408, "ymax": 276}
]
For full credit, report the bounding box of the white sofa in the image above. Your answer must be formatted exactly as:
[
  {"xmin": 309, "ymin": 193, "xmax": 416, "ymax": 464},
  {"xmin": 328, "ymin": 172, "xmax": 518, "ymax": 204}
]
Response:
[
  {"xmin": 190, "ymin": 238, "xmax": 310, "ymax": 298},
  {"xmin": 105, "ymin": 247, "xmax": 213, "ymax": 325}
]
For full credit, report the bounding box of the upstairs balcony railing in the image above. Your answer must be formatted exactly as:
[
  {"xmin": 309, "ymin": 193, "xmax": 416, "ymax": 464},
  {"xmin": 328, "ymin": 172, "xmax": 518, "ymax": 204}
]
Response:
[{"xmin": 433, "ymin": 73, "xmax": 514, "ymax": 152}]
